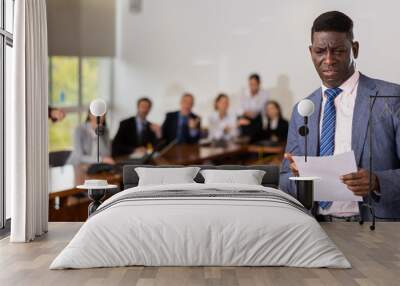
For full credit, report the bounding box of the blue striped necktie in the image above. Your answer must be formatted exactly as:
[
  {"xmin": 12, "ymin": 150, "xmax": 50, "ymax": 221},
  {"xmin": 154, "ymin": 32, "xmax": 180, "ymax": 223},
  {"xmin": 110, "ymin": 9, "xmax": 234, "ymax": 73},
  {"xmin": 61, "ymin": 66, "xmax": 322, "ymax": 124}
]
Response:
[{"xmin": 319, "ymin": 87, "xmax": 342, "ymax": 209}]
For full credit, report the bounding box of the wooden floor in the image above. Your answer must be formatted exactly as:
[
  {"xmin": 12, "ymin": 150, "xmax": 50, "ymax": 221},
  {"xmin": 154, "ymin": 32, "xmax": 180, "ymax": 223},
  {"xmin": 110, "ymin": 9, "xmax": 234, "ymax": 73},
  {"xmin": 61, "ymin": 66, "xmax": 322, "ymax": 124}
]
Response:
[{"xmin": 0, "ymin": 222, "xmax": 399, "ymax": 286}]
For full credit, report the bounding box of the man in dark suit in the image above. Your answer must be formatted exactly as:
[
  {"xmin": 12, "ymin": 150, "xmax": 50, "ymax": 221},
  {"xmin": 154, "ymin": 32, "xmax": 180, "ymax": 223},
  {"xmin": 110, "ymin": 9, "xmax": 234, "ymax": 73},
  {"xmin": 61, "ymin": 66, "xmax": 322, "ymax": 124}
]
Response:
[
  {"xmin": 280, "ymin": 11, "xmax": 400, "ymax": 221},
  {"xmin": 112, "ymin": 97, "xmax": 161, "ymax": 157},
  {"xmin": 162, "ymin": 93, "xmax": 201, "ymax": 144}
]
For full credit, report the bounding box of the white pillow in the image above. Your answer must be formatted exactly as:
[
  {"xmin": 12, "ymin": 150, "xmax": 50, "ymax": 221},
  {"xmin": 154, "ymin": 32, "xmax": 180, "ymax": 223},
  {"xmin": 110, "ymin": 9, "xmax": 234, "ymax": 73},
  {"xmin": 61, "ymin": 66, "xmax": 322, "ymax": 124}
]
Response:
[
  {"xmin": 135, "ymin": 167, "xmax": 201, "ymax": 186},
  {"xmin": 200, "ymin": 169, "xmax": 266, "ymax": 185}
]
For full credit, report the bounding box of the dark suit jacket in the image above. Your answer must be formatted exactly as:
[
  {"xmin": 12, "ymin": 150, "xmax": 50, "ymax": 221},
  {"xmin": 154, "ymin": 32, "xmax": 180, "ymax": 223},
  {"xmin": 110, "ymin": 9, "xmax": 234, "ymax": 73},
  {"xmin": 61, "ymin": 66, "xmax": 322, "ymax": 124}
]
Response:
[
  {"xmin": 239, "ymin": 115, "xmax": 262, "ymax": 142},
  {"xmin": 253, "ymin": 116, "xmax": 289, "ymax": 143},
  {"xmin": 162, "ymin": 111, "xmax": 201, "ymax": 144},
  {"xmin": 112, "ymin": 116, "xmax": 158, "ymax": 157}
]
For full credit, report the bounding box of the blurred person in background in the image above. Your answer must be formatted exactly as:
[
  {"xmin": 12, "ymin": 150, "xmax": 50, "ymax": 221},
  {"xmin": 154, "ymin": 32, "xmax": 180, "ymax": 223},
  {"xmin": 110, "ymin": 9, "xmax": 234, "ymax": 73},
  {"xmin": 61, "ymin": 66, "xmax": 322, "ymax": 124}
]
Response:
[
  {"xmin": 208, "ymin": 93, "xmax": 238, "ymax": 142},
  {"xmin": 162, "ymin": 93, "xmax": 201, "ymax": 144},
  {"xmin": 253, "ymin": 100, "xmax": 289, "ymax": 143},
  {"xmin": 239, "ymin": 73, "xmax": 269, "ymax": 119},
  {"xmin": 67, "ymin": 110, "xmax": 114, "ymax": 165},
  {"xmin": 112, "ymin": 97, "xmax": 161, "ymax": 157},
  {"xmin": 238, "ymin": 73, "xmax": 270, "ymax": 141}
]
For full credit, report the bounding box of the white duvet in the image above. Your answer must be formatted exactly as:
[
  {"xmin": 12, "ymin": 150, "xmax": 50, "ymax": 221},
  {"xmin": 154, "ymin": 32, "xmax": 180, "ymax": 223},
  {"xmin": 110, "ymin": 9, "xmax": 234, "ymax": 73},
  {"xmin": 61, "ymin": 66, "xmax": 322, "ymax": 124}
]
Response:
[{"xmin": 50, "ymin": 183, "xmax": 351, "ymax": 269}]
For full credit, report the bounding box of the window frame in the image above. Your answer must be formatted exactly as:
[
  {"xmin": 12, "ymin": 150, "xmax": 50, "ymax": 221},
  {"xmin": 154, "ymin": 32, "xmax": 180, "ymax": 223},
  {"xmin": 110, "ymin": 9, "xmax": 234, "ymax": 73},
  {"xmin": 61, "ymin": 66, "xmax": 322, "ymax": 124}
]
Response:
[
  {"xmin": 1, "ymin": 0, "xmax": 14, "ymax": 231},
  {"xmin": 48, "ymin": 56, "xmax": 113, "ymax": 151},
  {"xmin": 48, "ymin": 56, "xmax": 86, "ymax": 151}
]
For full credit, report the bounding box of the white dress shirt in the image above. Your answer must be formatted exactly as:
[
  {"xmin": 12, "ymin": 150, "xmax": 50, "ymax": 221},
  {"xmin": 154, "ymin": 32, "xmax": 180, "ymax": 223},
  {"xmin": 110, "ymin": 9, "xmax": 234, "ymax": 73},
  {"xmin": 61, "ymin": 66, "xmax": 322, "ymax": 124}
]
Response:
[
  {"xmin": 135, "ymin": 116, "xmax": 146, "ymax": 134},
  {"xmin": 270, "ymin": 118, "xmax": 279, "ymax": 130},
  {"xmin": 208, "ymin": 112, "xmax": 238, "ymax": 141},
  {"xmin": 66, "ymin": 122, "xmax": 111, "ymax": 165},
  {"xmin": 239, "ymin": 89, "xmax": 269, "ymax": 116},
  {"xmin": 319, "ymin": 71, "xmax": 360, "ymax": 216},
  {"xmin": 261, "ymin": 115, "xmax": 278, "ymax": 130}
]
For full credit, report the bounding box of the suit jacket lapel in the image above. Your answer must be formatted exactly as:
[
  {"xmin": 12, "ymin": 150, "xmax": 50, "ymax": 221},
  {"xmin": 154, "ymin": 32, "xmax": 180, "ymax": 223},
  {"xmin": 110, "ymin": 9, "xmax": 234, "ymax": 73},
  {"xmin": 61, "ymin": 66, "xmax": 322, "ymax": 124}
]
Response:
[
  {"xmin": 172, "ymin": 112, "xmax": 179, "ymax": 138},
  {"xmin": 132, "ymin": 117, "xmax": 139, "ymax": 145},
  {"xmin": 308, "ymin": 89, "xmax": 322, "ymax": 156},
  {"xmin": 352, "ymin": 74, "xmax": 377, "ymax": 165}
]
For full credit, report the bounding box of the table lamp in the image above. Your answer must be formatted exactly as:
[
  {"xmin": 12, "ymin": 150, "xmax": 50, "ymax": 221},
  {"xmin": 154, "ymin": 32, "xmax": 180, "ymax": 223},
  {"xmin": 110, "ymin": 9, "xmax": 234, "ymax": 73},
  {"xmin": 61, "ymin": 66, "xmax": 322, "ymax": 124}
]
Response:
[
  {"xmin": 89, "ymin": 99, "xmax": 107, "ymax": 163},
  {"xmin": 289, "ymin": 99, "xmax": 318, "ymax": 211},
  {"xmin": 77, "ymin": 99, "xmax": 116, "ymax": 216},
  {"xmin": 297, "ymin": 99, "xmax": 315, "ymax": 162}
]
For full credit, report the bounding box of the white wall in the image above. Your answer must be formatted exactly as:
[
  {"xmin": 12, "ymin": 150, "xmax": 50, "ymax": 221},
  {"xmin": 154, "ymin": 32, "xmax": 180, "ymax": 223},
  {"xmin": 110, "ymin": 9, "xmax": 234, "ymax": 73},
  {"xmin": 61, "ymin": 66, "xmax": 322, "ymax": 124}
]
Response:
[
  {"xmin": 47, "ymin": 0, "xmax": 116, "ymax": 56},
  {"xmin": 112, "ymin": 0, "xmax": 400, "ymax": 133}
]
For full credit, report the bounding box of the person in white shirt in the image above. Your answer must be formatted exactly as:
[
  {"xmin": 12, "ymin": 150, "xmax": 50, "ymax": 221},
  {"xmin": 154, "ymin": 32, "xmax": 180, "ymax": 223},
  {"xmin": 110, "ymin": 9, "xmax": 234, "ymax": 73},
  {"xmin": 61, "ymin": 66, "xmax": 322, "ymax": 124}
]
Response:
[
  {"xmin": 239, "ymin": 73, "xmax": 269, "ymax": 119},
  {"xmin": 208, "ymin": 93, "xmax": 238, "ymax": 142},
  {"xmin": 67, "ymin": 111, "xmax": 114, "ymax": 166}
]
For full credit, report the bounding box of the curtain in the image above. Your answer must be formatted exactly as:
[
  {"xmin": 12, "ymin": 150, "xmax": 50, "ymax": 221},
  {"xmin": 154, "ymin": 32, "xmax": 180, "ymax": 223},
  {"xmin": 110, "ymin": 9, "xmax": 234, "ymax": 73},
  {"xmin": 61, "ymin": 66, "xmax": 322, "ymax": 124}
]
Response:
[{"xmin": 10, "ymin": 0, "xmax": 49, "ymax": 242}]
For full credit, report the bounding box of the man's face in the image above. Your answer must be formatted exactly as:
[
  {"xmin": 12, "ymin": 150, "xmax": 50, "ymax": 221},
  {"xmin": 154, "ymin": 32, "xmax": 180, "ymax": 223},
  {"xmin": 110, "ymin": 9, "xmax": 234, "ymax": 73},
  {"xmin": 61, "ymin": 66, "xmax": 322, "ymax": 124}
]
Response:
[
  {"xmin": 180, "ymin": 96, "xmax": 194, "ymax": 115},
  {"xmin": 309, "ymin": 31, "xmax": 359, "ymax": 88},
  {"xmin": 249, "ymin": 79, "xmax": 260, "ymax": 95},
  {"xmin": 137, "ymin": 101, "xmax": 151, "ymax": 118},
  {"xmin": 216, "ymin": 97, "xmax": 229, "ymax": 112}
]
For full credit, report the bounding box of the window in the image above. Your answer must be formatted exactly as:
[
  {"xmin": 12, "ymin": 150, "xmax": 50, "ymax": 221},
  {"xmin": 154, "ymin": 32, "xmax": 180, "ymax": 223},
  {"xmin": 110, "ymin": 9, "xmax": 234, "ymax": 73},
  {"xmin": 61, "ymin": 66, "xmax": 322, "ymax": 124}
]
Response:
[
  {"xmin": 48, "ymin": 56, "xmax": 112, "ymax": 152},
  {"xmin": 1, "ymin": 0, "xmax": 14, "ymax": 230},
  {"xmin": 49, "ymin": 56, "xmax": 79, "ymax": 108},
  {"xmin": 82, "ymin": 57, "xmax": 113, "ymax": 106},
  {"xmin": 5, "ymin": 0, "xmax": 13, "ymax": 33},
  {"xmin": 4, "ymin": 44, "xmax": 11, "ymax": 221}
]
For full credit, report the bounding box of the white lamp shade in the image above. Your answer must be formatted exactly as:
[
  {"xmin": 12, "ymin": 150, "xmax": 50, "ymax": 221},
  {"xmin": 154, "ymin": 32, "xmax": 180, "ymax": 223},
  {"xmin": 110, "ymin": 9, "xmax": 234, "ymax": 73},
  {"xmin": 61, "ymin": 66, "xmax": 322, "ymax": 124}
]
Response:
[
  {"xmin": 297, "ymin": 99, "xmax": 315, "ymax": 117},
  {"xmin": 89, "ymin": 99, "xmax": 107, "ymax": 117}
]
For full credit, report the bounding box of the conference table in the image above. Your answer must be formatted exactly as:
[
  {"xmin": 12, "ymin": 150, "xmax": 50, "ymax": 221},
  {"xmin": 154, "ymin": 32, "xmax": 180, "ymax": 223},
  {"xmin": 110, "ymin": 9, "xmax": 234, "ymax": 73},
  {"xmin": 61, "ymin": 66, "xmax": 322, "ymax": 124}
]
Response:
[
  {"xmin": 152, "ymin": 143, "xmax": 284, "ymax": 165},
  {"xmin": 49, "ymin": 143, "xmax": 285, "ymax": 221}
]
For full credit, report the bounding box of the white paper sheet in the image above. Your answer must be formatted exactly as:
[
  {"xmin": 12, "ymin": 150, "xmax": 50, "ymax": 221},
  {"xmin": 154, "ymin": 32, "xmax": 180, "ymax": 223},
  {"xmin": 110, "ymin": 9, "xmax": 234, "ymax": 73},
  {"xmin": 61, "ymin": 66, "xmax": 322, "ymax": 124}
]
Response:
[{"xmin": 292, "ymin": 151, "xmax": 362, "ymax": 202}]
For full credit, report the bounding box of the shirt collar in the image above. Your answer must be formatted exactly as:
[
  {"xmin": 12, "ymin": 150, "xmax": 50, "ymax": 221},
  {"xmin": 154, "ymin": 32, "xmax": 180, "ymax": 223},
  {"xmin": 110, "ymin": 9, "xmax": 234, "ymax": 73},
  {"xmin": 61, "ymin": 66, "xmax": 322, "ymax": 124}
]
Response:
[
  {"xmin": 247, "ymin": 88, "xmax": 261, "ymax": 98},
  {"xmin": 136, "ymin": 116, "xmax": 146, "ymax": 126},
  {"xmin": 179, "ymin": 112, "xmax": 190, "ymax": 118},
  {"xmin": 321, "ymin": 70, "xmax": 360, "ymax": 97}
]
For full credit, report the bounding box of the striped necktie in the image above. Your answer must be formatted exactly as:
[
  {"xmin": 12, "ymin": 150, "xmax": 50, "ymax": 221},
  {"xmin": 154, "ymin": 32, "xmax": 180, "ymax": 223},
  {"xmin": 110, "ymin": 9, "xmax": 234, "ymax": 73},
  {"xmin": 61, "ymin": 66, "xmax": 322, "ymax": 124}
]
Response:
[{"xmin": 319, "ymin": 87, "xmax": 342, "ymax": 209}]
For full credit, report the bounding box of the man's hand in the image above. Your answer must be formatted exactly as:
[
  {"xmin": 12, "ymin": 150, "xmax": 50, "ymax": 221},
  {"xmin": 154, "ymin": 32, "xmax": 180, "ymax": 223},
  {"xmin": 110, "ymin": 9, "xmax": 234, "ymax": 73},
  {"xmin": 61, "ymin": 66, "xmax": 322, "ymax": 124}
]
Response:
[
  {"xmin": 243, "ymin": 111, "xmax": 257, "ymax": 119},
  {"xmin": 102, "ymin": 156, "xmax": 115, "ymax": 165},
  {"xmin": 49, "ymin": 108, "xmax": 66, "ymax": 122},
  {"xmin": 341, "ymin": 169, "xmax": 380, "ymax": 197},
  {"xmin": 150, "ymin": 123, "xmax": 161, "ymax": 138},
  {"xmin": 223, "ymin": 126, "xmax": 231, "ymax": 134},
  {"xmin": 284, "ymin": 153, "xmax": 299, "ymax": 176},
  {"xmin": 188, "ymin": 118, "xmax": 200, "ymax": 129},
  {"xmin": 133, "ymin": 146, "xmax": 147, "ymax": 155},
  {"xmin": 238, "ymin": 118, "xmax": 251, "ymax": 126}
]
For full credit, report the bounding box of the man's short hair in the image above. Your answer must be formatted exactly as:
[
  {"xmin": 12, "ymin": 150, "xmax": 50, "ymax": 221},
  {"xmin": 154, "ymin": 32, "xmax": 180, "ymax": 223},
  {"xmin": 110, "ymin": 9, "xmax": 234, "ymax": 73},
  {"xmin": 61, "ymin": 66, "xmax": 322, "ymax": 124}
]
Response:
[
  {"xmin": 137, "ymin": 97, "xmax": 152, "ymax": 108},
  {"xmin": 181, "ymin": 92, "xmax": 194, "ymax": 101},
  {"xmin": 249, "ymin": 73, "xmax": 261, "ymax": 83},
  {"xmin": 311, "ymin": 11, "xmax": 354, "ymax": 42}
]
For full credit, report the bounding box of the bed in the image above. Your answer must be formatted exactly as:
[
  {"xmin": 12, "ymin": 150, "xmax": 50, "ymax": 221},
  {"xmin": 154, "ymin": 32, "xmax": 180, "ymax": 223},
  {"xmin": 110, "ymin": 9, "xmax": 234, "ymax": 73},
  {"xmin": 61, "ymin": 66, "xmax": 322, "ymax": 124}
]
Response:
[{"xmin": 50, "ymin": 165, "xmax": 350, "ymax": 269}]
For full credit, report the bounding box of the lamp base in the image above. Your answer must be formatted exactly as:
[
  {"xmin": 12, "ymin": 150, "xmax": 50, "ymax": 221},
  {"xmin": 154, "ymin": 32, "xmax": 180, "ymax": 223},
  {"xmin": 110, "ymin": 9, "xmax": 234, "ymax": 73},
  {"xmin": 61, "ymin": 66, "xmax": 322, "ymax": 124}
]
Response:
[
  {"xmin": 77, "ymin": 180, "xmax": 117, "ymax": 217},
  {"xmin": 359, "ymin": 202, "xmax": 376, "ymax": 231},
  {"xmin": 289, "ymin": 177, "xmax": 319, "ymax": 211},
  {"xmin": 88, "ymin": 189, "xmax": 106, "ymax": 216},
  {"xmin": 295, "ymin": 180, "xmax": 314, "ymax": 210}
]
